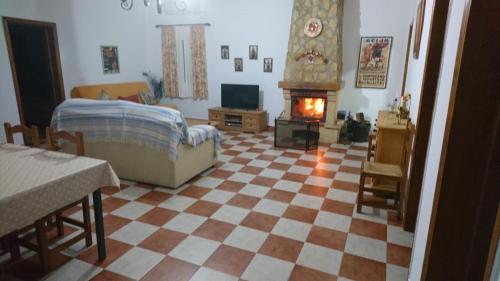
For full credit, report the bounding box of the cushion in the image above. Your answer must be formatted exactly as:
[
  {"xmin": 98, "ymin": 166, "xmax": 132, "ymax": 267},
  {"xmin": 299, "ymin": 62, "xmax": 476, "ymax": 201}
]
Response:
[
  {"xmin": 138, "ymin": 91, "xmax": 158, "ymax": 105},
  {"xmin": 118, "ymin": 94, "xmax": 141, "ymax": 103},
  {"xmin": 98, "ymin": 89, "xmax": 111, "ymax": 100}
]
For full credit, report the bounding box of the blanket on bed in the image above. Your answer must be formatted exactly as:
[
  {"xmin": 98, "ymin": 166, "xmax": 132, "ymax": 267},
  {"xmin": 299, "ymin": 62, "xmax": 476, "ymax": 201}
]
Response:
[{"xmin": 51, "ymin": 99, "xmax": 219, "ymax": 159}]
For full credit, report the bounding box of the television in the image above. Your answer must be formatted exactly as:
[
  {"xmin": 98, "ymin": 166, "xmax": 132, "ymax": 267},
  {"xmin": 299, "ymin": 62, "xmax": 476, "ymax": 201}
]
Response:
[{"xmin": 221, "ymin": 84, "xmax": 260, "ymax": 110}]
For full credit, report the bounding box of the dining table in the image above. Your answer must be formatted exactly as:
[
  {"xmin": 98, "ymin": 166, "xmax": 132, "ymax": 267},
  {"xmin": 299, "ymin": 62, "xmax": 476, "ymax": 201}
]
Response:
[{"xmin": 0, "ymin": 143, "xmax": 120, "ymax": 264}]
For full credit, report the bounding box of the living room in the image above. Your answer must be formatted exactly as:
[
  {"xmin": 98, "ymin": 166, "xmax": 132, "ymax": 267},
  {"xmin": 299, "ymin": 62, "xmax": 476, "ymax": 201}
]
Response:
[{"xmin": 1, "ymin": 0, "xmax": 498, "ymax": 281}]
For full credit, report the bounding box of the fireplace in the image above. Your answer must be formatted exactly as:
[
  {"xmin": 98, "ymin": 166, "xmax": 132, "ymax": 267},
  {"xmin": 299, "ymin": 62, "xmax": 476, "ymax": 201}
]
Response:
[
  {"xmin": 291, "ymin": 91, "xmax": 327, "ymax": 122},
  {"xmin": 279, "ymin": 81, "xmax": 341, "ymax": 143}
]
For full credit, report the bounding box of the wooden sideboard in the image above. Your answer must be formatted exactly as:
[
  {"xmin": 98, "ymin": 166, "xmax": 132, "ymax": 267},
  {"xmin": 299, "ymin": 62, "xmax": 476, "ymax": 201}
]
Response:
[
  {"xmin": 375, "ymin": 111, "xmax": 409, "ymax": 165},
  {"xmin": 208, "ymin": 107, "xmax": 268, "ymax": 133}
]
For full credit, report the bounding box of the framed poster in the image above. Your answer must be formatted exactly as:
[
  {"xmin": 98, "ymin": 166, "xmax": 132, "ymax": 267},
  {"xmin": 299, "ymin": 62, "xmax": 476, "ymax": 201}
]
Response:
[
  {"xmin": 101, "ymin": 46, "xmax": 120, "ymax": 74},
  {"xmin": 356, "ymin": 37, "xmax": 393, "ymax": 89}
]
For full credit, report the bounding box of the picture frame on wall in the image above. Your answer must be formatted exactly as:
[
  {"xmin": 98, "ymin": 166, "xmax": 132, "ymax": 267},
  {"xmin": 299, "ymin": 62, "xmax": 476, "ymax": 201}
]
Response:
[
  {"xmin": 263, "ymin": 58, "xmax": 273, "ymax": 73},
  {"xmin": 413, "ymin": 0, "xmax": 426, "ymax": 58},
  {"xmin": 234, "ymin": 58, "xmax": 243, "ymax": 72},
  {"xmin": 221, "ymin": 45, "xmax": 229, "ymax": 60},
  {"xmin": 101, "ymin": 46, "xmax": 120, "ymax": 74},
  {"xmin": 249, "ymin": 45, "xmax": 258, "ymax": 60},
  {"xmin": 355, "ymin": 36, "xmax": 393, "ymax": 89}
]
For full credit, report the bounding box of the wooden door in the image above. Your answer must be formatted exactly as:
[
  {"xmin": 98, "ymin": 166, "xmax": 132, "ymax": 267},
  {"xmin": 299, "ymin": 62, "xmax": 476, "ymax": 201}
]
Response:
[{"xmin": 3, "ymin": 17, "xmax": 65, "ymax": 139}]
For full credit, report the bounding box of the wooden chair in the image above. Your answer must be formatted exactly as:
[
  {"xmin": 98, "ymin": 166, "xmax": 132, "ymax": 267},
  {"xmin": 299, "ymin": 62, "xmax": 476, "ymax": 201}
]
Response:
[
  {"xmin": 1, "ymin": 123, "xmax": 41, "ymax": 257},
  {"xmin": 366, "ymin": 130, "xmax": 377, "ymax": 161},
  {"xmin": 15, "ymin": 128, "xmax": 91, "ymax": 272},
  {"xmin": 357, "ymin": 122, "xmax": 415, "ymax": 219},
  {"xmin": 3, "ymin": 122, "xmax": 41, "ymax": 147}
]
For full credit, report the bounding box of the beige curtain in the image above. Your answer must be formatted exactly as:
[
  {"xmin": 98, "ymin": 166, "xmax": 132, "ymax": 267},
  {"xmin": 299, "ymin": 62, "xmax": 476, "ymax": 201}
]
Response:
[
  {"xmin": 161, "ymin": 26, "xmax": 179, "ymax": 98},
  {"xmin": 190, "ymin": 25, "xmax": 208, "ymax": 100}
]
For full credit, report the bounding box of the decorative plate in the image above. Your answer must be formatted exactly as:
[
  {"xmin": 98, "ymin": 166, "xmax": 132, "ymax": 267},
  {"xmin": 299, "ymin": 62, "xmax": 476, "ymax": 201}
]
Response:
[{"xmin": 304, "ymin": 18, "xmax": 323, "ymax": 38}]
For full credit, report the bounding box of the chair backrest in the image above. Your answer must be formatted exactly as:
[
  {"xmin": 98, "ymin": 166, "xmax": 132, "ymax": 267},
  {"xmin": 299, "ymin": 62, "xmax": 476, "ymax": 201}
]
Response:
[
  {"xmin": 3, "ymin": 123, "xmax": 41, "ymax": 148},
  {"xmin": 45, "ymin": 127, "xmax": 85, "ymax": 156},
  {"xmin": 400, "ymin": 122, "xmax": 416, "ymax": 194}
]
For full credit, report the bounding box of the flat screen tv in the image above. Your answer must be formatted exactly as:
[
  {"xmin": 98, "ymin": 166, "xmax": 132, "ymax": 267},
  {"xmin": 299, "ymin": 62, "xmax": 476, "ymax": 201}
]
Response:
[{"xmin": 221, "ymin": 84, "xmax": 259, "ymax": 110}]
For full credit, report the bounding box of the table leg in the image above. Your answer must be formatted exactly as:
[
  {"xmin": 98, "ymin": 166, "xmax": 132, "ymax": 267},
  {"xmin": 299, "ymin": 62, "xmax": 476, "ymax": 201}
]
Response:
[
  {"xmin": 92, "ymin": 188, "xmax": 106, "ymax": 260},
  {"xmin": 35, "ymin": 220, "xmax": 49, "ymax": 273}
]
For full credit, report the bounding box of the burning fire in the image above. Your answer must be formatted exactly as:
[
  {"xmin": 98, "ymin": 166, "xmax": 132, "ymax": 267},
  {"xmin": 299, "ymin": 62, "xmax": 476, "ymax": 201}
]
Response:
[
  {"xmin": 294, "ymin": 97, "xmax": 325, "ymax": 119},
  {"xmin": 304, "ymin": 98, "xmax": 325, "ymax": 116}
]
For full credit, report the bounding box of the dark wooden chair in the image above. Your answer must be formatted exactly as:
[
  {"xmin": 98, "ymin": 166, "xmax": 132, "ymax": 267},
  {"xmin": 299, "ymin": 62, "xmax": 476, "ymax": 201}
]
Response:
[
  {"xmin": 3, "ymin": 122, "xmax": 41, "ymax": 147},
  {"xmin": 357, "ymin": 122, "xmax": 415, "ymax": 219},
  {"xmin": 14, "ymin": 128, "xmax": 92, "ymax": 272}
]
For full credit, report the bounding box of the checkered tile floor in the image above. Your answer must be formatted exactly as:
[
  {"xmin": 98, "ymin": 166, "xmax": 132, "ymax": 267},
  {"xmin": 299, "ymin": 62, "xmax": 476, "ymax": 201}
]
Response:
[{"xmin": 0, "ymin": 131, "xmax": 414, "ymax": 281}]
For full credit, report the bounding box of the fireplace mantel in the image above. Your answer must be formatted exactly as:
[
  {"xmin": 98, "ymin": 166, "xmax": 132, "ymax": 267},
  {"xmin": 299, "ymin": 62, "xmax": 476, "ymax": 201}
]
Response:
[{"xmin": 278, "ymin": 81, "xmax": 341, "ymax": 91}]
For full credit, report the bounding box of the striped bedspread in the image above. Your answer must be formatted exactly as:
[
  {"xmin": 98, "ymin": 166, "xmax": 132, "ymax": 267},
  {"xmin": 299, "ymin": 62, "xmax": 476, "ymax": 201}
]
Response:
[{"xmin": 51, "ymin": 99, "xmax": 219, "ymax": 159}]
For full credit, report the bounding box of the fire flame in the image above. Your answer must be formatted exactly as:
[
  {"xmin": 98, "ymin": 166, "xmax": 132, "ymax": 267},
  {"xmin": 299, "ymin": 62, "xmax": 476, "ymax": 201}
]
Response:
[{"xmin": 304, "ymin": 98, "xmax": 325, "ymax": 117}]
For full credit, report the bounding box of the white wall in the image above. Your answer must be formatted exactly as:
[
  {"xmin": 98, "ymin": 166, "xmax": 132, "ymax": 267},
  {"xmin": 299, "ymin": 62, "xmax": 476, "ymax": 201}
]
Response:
[
  {"xmin": 406, "ymin": 0, "xmax": 466, "ymax": 279},
  {"xmin": 0, "ymin": 0, "xmax": 149, "ymax": 142},
  {"xmin": 0, "ymin": 1, "xmax": 39, "ymax": 143},
  {"xmin": 341, "ymin": 0, "xmax": 415, "ymax": 122},
  {"xmin": 146, "ymin": 0, "xmax": 293, "ymax": 124},
  {"xmin": 0, "ymin": 0, "xmax": 414, "ymax": 139}
]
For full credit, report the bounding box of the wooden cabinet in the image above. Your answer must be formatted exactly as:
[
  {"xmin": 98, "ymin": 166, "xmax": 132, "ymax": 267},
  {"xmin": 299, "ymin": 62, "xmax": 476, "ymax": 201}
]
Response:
[
  {"xmin": 208, "ymin": 107, "xmax": 268, "ymax": 133},
  {"xmin": 375, "ymin": 111, "xmax": 408, "ymax": 165}
]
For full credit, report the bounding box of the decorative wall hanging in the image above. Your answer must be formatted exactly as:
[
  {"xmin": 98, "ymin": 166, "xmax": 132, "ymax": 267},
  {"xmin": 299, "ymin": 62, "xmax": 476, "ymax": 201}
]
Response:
[
  {"xmin": 304, "ymin": 18, "xmax": 323, "ymax": 38},
  {"xmin": 295, "ymin": 49, "xmax": 328, "ymax": 64},
  {"xmin": 221, "ymin": 45, "xmax": 229, "ymax": 59},
  {"xmin": 263, "ymin": 58, "xmax": 273, "ymax": 73},
  {"xmin": 413, "ymin": 0, "xmax": 426, "ymax": 58},
  {"xmin": 249, "ymin": 45, "xmax": 258, "ymax": 60},
  {"xmin": 164, "ymin": 0, "xmax": 201, "ymax": 14},
  {"xmin": 356, "ymin": 37, "xmax": 393, "ymax": 89},
  {"xmin": 101, "ymin": 46, "xmax": 120, "ymax": 74},
  {"xmin": 234, "ymin": 58, "xmax": 243, "ymax": 72},
  {"xmin": 121, "ymin": 0, "xmax": 163, "ymax": 14}
]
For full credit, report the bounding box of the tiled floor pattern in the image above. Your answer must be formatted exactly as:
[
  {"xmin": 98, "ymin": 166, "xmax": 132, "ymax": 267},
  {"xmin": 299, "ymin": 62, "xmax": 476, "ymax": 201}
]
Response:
[{"xmin": 0, "ymin": 131, "xmax": 414, "ymax": 281}]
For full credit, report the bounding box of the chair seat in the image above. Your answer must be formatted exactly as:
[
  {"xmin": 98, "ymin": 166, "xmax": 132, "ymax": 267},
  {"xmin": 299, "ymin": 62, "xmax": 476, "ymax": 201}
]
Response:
[{"xmin": 363, "ymin": 161, "xmax": 403, "ymax": 178}]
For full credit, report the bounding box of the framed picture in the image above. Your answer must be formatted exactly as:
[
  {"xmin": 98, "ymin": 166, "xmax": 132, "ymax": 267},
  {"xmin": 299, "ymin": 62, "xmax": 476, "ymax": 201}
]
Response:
[
  {"xmin": 249, "ymin": 45, "xmax": 258, "ymax": 60},
  {"xmin": 221, "ymin": 45, "xmax": 229, "ymax": 60},
  {"xmin": 101, "ymin": 46, "xmax": 120, "ymax": 74},
  {"xmin": 234, "ymin": 58, "xmax": 243, "ymax": 72},
  {"xmin": 263, "ymin": 58, "xmax": 273, "ymax": 73},
  {"xmin": 413, "ymin": 0, "xmax": 426, "ymax": 58},
  {"xmin": 355, "ymin": 36, "xmax": 393, "ymax": 89}
]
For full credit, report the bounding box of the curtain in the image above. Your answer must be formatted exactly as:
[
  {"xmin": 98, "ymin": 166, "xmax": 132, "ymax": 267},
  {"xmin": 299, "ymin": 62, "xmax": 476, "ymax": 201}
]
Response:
[
  {"xmin": 161, "ymin": 26, "xmax": 179, "ymax": 98},
  {"xmin": 190, "ymin": 25, "xmax": 208, "ymax": 100}
]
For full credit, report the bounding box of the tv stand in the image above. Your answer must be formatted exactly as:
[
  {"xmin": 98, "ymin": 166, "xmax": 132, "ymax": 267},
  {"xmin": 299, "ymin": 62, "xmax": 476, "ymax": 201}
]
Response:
[{"xmin": 209, "ymin": 107, "xmax": 268, "ymax": 133}]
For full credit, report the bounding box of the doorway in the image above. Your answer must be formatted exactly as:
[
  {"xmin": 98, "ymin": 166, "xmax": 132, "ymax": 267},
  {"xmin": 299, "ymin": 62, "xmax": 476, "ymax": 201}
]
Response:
[{"xmin": 2, "ymin": 17, "xmax": 65, "ymax": 139}]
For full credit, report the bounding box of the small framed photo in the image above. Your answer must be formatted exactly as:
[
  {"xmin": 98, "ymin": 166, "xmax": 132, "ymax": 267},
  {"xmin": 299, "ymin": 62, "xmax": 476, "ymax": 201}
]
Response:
[
  {"xmin": 249, "ymin": 45, "xmax": 258, "ymax": 60},
  {"xmin": 221, "ymin": 45, "xmax": 229, "ymax": 60},
  {"xmin": 234, "ymin": 58, "xmax": 243, "ymax": 72},
  {"xmin": 101, "ymin": 46, "xmax": 120, "ymax": 74},
  {"xmin": 263, "ymin": 58, "xmax": 273, "ymax": 73}
]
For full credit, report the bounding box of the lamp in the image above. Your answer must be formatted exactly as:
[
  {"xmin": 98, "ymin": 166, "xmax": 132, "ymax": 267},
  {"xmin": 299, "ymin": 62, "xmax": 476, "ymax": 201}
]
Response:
[{"xmin": 121, "ymin": 0, "xmax": 162, "ymax": 13}]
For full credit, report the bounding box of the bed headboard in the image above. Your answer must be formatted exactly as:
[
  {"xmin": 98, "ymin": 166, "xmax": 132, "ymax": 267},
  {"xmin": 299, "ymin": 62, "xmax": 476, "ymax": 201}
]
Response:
[{"xmin": 71, "ymin": 82, "xmax": 150, "ymax": 100}]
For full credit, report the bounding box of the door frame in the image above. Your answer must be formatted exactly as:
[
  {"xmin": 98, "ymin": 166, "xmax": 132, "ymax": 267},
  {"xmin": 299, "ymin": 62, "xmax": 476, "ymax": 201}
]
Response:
[
  {"xmin": 421, "ymin": 0, "xmax": 500, "ymax": 279},
  {"xmin": 2, "ymin": 17, "xmax": 65, "ymax": 126},
  {"xmin": 403, "ymin": 0, "xmax": 451, "ymax": 232}
]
